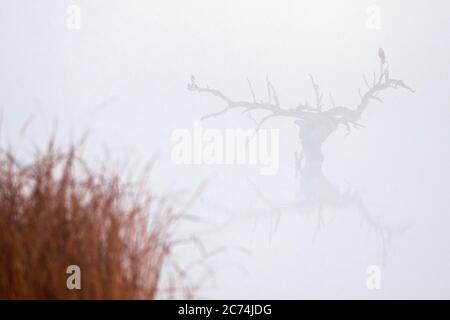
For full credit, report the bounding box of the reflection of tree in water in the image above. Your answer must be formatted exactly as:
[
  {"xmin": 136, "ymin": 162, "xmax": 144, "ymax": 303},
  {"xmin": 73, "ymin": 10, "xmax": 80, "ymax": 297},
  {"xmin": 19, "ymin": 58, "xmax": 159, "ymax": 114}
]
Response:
[{"xmin": 188, "ymin": 50, "xmax": 413, "ymax": 264}]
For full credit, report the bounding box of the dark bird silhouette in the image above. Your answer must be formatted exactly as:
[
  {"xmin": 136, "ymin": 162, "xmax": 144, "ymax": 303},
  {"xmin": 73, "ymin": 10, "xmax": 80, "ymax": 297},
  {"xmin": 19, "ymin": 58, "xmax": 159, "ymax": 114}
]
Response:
[
  {"xmin": 187, "ymin": 75, "xmax": 196, "ymax": 90},
  {"xmin": 378, "ymin": 48, "xmax": 386, "ymax": 65}
]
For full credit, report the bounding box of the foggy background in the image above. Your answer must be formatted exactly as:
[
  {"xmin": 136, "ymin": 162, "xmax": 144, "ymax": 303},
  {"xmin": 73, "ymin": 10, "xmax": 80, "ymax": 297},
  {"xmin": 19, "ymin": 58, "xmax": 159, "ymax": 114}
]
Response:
[{"xmin": 1, "ymin": 0, "xmax": 449, "ymax": 299}]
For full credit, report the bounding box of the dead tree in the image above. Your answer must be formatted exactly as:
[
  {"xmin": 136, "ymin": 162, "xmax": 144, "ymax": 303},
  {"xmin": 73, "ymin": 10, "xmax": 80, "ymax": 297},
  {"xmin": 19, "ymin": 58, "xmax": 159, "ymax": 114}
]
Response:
[
  {"xmin": 187, "ymin": 50, "xmax": 413, "ymax": 263},
  {"xmin": 188, "ymin": 50, "xmax": 412, "ymax": 178}
]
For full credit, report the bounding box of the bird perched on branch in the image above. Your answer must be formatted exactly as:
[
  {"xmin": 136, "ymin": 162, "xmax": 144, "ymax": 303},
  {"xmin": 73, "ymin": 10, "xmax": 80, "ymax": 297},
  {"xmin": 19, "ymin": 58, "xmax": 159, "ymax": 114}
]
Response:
[
  {"xmin": 378, "ymin": 48, "xmax": 386, "ymax": 65},
  {"xmin": 187, "ymin": 75, "xmax": 197, "ymax": 90}
]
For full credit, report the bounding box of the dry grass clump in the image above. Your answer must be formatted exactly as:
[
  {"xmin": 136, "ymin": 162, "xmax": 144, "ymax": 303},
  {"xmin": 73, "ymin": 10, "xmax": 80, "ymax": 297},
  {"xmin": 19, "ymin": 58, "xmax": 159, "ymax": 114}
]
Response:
[{"xmin": 0, "ymin": 140, "xmax": 178, "ymax": 299}]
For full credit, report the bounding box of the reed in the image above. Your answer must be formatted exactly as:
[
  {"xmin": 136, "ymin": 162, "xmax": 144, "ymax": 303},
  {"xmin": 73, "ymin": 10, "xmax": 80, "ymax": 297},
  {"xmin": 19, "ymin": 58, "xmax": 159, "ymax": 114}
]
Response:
[{"xmin": 0, "ymin": 139, "xmax": 178, "ymax": 299}]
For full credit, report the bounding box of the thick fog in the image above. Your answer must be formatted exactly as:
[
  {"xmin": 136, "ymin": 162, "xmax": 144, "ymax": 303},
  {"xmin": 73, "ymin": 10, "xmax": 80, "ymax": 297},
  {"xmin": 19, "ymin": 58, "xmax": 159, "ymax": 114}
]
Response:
[{"xmin": 1, "ymin": 0, "xmax": 450, "ymax": 298}]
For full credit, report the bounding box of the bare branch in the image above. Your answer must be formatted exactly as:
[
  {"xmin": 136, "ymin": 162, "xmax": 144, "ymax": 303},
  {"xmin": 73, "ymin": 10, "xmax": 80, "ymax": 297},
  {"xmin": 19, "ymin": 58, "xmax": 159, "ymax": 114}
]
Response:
[
  {"xmin": 363, "ymin": 74, "xmax": 371, "ymax": 90},
  {"xmin": 269, "ymin": 81, "xmax": 280, "ymax": 107},
  {"xmin": 355, "ymin": 60, "xmax": 414, "ymax": 122},
  {"xmin": 266, "ymin": 76, "xmax": 272, "ymax": 104},
  {"xmin": 187, "ymin": 50, "xmax": 412, "ymax": 133},
  {"xmin": 255, "ymin": 114, "xmax": 277, "ymax": 132},
  {"xmin": 308, "ymin": 74, "xmax": 323, "ymax": 111},
  {"xmin": 247, "ymin": 78, "xmax": 256, "ymax": 103},
  {"xmin": 187, "ymin": 78, "xmax": 233, "ymax": 105},
  {"xmin": 188, "ymin": 77, "xmax": 314, "ymax": 126},
  {"xmin": 200, "ymin": 105, "xmax": 238, "ymax": 120}
]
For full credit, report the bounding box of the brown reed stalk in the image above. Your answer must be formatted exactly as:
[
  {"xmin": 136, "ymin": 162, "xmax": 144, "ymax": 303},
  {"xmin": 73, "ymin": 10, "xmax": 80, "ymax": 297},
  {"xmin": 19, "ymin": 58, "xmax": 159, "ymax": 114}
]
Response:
[{"xmin": 0, "ymin": 139, "xmax": 180, "ymax": 299}]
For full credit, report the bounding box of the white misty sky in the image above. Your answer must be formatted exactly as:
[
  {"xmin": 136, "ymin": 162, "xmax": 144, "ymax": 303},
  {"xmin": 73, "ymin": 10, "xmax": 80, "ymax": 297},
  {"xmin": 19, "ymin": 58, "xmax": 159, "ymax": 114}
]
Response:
[{"xmin": 0, "ymin": 0, "xmax": 449, "ymax": 298}]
